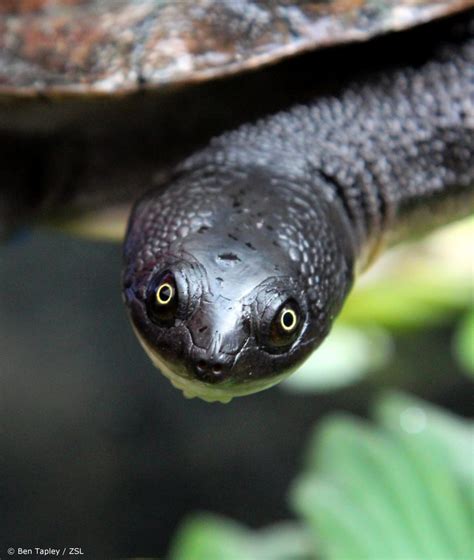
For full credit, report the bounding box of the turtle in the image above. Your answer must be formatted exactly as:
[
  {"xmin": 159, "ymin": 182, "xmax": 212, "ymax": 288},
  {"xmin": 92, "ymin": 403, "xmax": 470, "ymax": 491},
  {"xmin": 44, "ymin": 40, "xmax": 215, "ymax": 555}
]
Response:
[{"xmin": 0, "ymin": 0, "xmax": 473, "ymax": 403}]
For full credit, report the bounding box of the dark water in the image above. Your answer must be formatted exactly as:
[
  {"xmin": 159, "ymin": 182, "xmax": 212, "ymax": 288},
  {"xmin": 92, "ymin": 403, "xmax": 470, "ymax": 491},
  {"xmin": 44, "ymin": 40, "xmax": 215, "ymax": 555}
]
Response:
[{"xmin": 0, "ymin": 231, "xmax": 469, "ymax": 558}]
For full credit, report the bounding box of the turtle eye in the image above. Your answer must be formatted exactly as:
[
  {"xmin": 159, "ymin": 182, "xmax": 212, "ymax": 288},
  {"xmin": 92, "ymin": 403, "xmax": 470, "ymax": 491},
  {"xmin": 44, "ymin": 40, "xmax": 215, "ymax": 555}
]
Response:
[
  {"xmin": 147, "ymin": 272, "xmax": 178, "ymax": 325},
  {"xmin": 269, "ymin": 300, "xmax": 301, "ymax": 347}
]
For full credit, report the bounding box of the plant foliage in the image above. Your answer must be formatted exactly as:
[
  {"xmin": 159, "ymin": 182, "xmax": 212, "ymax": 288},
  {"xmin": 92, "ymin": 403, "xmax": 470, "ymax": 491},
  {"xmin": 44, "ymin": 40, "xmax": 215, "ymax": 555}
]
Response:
[{"xmin": 169, "ymin": 393, "xmax": 473, "ymax": 560}]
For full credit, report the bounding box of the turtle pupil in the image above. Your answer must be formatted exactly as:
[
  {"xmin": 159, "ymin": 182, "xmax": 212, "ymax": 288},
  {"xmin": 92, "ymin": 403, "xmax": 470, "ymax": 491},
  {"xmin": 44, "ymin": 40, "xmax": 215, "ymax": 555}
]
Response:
[
  {"xmin": 282, "ymin": 310, "xmax": 294, "ymax": 329},
  {"xmin": 158, "ymin": 285, "xmax": 171, "ymax": 304}
]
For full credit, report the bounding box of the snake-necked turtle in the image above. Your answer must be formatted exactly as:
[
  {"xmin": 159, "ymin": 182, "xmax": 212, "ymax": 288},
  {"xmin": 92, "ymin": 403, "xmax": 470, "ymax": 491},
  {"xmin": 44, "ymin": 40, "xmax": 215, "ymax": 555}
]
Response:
[{"xmin": 1, "ymin": 0, "xmax": 473, "ymax": 402}]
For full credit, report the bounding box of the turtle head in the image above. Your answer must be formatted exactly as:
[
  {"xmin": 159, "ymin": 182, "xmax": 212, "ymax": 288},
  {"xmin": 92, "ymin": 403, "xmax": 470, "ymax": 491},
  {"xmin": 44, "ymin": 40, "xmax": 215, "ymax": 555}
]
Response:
[{"xmin": 123, "ymin": 168, "xmax": 354, "ymax": 402}]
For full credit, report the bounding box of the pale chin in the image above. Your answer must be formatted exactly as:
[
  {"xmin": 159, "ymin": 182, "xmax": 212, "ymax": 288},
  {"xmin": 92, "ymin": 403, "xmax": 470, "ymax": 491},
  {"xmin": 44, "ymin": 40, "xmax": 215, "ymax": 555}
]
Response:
[{"xmin": 131, "ymin": 325, "xmax": 288, "ymax": 403}]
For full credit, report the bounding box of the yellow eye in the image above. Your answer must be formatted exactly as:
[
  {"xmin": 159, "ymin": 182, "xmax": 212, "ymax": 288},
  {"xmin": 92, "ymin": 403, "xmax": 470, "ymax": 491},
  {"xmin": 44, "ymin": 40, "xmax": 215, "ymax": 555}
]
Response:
[
  {"xmin": 156, "ymin": 282, "xmax": 174, "ymax": 305},
  {"xmin": 280, "ymin": 307, "xmax": 298, "ymax": 332},
  {"xmin": 268, "ymin": 300, "xmax": 301, "ymax": 349},
  {"xmin": 147, "ymin": 272, "xmax": 179, "ymax": 325}
]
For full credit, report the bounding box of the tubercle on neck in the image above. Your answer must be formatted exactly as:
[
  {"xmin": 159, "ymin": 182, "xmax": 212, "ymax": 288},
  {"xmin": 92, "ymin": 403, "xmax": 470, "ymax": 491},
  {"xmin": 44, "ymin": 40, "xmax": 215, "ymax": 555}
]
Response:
[{"xmin": 308, "ymin": 171, "xmax": 384, "ymax": 277}]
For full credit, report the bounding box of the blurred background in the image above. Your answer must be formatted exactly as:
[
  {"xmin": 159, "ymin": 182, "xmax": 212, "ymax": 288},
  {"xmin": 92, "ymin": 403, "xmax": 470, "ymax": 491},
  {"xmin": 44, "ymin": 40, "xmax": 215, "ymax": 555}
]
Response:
[{"xmin": 0, "ymin": 219, "xmax": 472, "ymax": 559}]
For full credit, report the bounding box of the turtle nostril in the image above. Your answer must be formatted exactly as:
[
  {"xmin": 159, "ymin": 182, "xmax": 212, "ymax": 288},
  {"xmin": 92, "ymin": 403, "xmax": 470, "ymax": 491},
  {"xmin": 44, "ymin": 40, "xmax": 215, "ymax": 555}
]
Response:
[
  {"xmin": 196, "ymin": 360, "xmax": 223, "ymax": 375},
  {"xmin": 193, "ymin": 353, "xmax": 232, "ymax": 382}
]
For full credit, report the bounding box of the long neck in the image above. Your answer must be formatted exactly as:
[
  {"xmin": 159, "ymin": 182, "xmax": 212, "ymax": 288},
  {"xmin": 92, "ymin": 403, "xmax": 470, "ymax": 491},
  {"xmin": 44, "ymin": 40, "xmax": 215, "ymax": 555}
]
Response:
[{"xmin": 182, "ymin": 17, "xmax": 473, "ymax": 271}]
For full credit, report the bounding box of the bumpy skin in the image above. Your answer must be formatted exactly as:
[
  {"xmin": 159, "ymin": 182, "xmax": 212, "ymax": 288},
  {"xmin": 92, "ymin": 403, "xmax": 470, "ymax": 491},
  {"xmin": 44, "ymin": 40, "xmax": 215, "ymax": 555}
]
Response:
[{"xmin": 124, "ymin": 23, "xmax": 473, "ymax": 402}]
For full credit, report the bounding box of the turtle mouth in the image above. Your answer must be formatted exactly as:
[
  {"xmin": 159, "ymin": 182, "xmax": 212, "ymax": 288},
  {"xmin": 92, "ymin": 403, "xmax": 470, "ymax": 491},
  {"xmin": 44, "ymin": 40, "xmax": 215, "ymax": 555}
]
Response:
[{"xmin": 132, "ymin": 326, "xmax": 286, "ymax": 403}]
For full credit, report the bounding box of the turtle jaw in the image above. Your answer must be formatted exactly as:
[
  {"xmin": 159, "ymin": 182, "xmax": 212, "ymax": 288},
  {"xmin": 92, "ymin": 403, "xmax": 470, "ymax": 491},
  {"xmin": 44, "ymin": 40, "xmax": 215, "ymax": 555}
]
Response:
[{"xmin": 131, "ymin": 325, "xmax": 287, "ymax": 403}]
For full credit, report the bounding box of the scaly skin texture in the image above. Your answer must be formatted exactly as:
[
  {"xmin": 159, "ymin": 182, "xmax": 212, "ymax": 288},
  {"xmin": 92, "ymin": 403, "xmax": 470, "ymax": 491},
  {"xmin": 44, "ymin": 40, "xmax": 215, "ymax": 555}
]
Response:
[{"xmin": 125, "ymin": 23, "xmax": 474, "ymax": 402}]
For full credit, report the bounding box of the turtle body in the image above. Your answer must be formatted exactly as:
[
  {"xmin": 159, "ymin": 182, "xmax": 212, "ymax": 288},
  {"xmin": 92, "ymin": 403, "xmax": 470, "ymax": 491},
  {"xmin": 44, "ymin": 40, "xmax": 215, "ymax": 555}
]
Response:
[{"xmin": 0, "ymin": 1, "xmax": 473, "ymax": 401}]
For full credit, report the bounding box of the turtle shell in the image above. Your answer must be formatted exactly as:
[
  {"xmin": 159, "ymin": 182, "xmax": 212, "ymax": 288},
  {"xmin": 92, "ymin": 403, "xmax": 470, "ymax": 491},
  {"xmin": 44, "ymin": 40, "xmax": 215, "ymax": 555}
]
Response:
[{"xmin": 0, "ymin": 0, "xmax": 471, "ymax": 96}]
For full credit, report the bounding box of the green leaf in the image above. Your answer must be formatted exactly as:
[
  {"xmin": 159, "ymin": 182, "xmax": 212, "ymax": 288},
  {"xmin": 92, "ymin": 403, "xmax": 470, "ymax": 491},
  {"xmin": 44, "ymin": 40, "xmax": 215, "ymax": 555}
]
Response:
[
  {"xmin": 291, "ymin": 475, "xmax": 384, "ymax": 559},
  {"xmin": 168, "ymin": 515, "xmax": 315, "ymax": 560},
  {"xmin": 291, "ymin": 393, "xmax": 474, "ymax": 560},
  {"xmin": 453, "ymin": 310, "xmax": 474, "ymax": 377},
  {"xmin": 375, "ymin": 391, "xmax": 474, "ymax": 558},
  {"xmin": 169, "ymin": 393, "xmax": 473, "ymax": 560},
  {"xmin": 168, "ymin": 514, "xmax": 251, "ymax": 560},
  {"xmin": 247, "ymin": 522, "xmax": 316, "ymax": 560}
]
